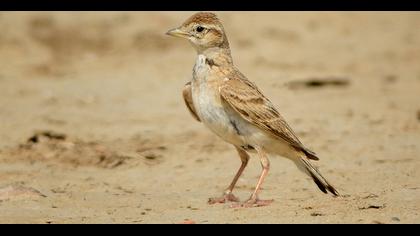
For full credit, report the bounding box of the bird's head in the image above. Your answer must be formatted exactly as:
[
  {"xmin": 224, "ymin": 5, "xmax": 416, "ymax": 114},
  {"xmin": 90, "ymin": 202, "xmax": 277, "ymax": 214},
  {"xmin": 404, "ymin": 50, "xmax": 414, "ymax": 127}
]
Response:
[{"xmin": 166, "ymin": 12, "xmax": 230, "ymax": 53}]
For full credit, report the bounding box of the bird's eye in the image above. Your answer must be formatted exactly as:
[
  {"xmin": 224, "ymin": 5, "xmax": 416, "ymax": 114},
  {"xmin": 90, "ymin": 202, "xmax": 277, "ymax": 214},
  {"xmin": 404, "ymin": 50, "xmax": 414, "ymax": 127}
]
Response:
[{"xmin": 196, "ymin": 26, "xmax": 205, "ymax": 33}]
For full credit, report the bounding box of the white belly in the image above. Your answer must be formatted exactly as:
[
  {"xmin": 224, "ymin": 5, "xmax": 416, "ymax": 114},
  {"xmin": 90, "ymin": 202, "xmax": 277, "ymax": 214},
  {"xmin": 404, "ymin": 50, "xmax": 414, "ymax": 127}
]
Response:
[
  {"xmin": 191, "ymin": 55, "xmax": 246, "ymax": 147},
  {"xmin": 192, "ymin": 82, "xmax": 246, "ymax": 147}
]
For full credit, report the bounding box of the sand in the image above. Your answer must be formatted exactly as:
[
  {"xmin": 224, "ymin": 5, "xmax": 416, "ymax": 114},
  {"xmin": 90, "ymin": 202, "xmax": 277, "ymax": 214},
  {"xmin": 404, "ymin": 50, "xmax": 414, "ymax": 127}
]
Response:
[{"xmin": 0, "ymin": 11, "xmax": 419, "ymax": 224}]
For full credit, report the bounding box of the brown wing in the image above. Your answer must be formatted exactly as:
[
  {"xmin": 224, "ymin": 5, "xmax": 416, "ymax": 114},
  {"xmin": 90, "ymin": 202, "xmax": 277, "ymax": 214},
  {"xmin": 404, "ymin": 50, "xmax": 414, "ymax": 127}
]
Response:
[
  {"xmin": 219, "ymin": 76, "xmax": 318, "ymax": 160},
  {"xmin": 182, "ymin": 81, "xmax": 201, "ymax": 122}
]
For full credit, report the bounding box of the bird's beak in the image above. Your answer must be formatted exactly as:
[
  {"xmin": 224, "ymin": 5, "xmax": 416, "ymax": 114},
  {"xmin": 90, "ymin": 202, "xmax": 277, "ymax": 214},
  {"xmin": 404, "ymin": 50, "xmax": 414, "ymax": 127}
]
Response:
[{"xmin": 166, "ymin": 28, "xmax": 190, "ymax": 39}]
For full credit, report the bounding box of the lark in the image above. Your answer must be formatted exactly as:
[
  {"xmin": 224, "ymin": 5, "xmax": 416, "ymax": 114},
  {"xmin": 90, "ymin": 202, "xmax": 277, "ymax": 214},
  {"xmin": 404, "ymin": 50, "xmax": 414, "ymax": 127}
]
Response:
[{"xmin": 167, "ymin": 12, "xmax": 339, "ymax": 207}]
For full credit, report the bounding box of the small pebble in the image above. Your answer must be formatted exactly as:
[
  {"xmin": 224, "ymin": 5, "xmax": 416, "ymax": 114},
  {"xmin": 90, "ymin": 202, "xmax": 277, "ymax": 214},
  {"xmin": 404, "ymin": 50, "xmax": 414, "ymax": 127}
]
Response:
[
  {"xmin": 372, "ymin": 220, "xmax": 384, "ymax": 224},
  {"xmin": 310, "ymin": 212, "xmax": 324, "ymax": 216},
  {"xmin": 181, "ymin": 219, "xmax": 196, "ymax": 224},
  {"xmin": 391, "ymin": 217, "xmax": 400, "ymax": 222}
]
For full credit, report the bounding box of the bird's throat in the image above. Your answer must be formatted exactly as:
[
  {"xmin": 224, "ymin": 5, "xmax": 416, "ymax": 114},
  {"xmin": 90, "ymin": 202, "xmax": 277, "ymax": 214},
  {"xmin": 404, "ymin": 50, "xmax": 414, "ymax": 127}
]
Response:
[{"xmin": 199, "ymin": 47, "xmax": 233, "ymax": 67}]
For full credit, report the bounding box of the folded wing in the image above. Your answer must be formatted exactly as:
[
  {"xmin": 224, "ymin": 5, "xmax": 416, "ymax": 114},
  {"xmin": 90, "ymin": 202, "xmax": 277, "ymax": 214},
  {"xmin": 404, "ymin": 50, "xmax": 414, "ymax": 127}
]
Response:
[{"xmin": 219, "ymin": 75, "xmax": 318, "ymax": 160}]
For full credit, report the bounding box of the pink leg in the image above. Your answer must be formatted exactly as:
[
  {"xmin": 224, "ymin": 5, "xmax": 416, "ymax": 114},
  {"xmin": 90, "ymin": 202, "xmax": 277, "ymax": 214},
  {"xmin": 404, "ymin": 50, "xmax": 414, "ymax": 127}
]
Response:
[
  {"xmin": 231, "ymin": 147, "xmax": 273, "ymax": 208},
  {"xmin": 208, "ymin": 146, "xmax": 249, "ymax": 204}
]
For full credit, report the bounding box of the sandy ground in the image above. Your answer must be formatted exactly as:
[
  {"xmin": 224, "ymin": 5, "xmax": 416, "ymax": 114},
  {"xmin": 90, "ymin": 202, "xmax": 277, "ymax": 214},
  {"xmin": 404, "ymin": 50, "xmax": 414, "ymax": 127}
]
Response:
[{"xmin": 0, "ymin": 12, "xmax": 419, "ymax": 224}]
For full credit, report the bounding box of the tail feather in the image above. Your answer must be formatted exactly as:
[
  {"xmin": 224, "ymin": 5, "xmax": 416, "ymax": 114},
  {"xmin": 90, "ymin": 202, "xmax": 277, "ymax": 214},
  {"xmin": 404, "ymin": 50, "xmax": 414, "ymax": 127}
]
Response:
[{"xmin": 298, "ymin": 157, "xmax": 339, "ymax": 196}]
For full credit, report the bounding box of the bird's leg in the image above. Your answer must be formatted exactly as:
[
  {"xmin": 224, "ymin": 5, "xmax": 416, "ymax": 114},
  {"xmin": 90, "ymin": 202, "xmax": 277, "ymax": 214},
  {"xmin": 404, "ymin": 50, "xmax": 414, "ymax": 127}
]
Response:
[
  {"xmin": 231, "ymin": 147, "xmax": 273, "ymax": 208},
  {"xmin": 208, "ymin": 146, "xmax": 249, "ymax": 204}
]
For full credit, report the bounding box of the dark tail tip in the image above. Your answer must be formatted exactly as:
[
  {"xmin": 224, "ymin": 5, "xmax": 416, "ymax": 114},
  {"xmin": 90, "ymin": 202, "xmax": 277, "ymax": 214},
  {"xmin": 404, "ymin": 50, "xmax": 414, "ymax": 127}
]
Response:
[
  {"xmin": 308, "ymin": 171, "xmax": 339, "ymax": 196},
  {"xmin": 327, "ymin": 185, "xmax": 340, "ymax": 197},
  {"xmin": 309, "ymin": 171, "xmax": 328, "ymax": 194}
]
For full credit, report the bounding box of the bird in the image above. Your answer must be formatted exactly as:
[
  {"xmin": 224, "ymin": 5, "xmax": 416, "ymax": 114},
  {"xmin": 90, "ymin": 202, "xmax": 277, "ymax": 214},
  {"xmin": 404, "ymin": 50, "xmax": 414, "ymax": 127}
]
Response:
[{"xmin": 166, "ymin": 12, "xmax": 339, "ymax": 208}]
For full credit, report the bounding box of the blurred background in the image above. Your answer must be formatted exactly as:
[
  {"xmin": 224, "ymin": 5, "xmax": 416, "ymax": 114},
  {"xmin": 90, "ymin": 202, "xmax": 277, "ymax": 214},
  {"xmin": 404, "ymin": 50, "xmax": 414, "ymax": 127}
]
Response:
[{"xmin": 0, "ymin": 12, "xmax": 419, "ymax": 223}]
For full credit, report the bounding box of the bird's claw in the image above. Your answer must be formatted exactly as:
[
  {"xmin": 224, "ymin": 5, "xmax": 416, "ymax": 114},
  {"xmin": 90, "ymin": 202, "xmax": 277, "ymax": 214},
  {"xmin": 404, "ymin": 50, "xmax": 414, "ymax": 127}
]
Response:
[
  {"xmin": 208, "ymin": 193, "xmax": 240, "ymax": 204},
  {"xmin": 230, "ymin": 198, "xmax": 273, "ymax": 208}
]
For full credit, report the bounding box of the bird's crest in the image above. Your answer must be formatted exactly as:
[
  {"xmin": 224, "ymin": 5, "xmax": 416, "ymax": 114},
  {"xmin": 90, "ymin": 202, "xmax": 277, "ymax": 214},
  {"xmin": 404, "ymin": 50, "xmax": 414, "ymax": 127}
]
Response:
[{"xmin": 182, "ymin": 12, "xmax": 221, "ymax": 26}]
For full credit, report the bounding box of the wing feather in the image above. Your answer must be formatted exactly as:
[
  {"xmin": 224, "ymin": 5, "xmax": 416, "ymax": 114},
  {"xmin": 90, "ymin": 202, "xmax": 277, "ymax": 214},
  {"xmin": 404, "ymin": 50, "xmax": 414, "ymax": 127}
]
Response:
[
  {"xmin": 182, "ymin": 81, "xmax": 201, "ymax": 122},
  {"xmin": 219, "ymin": 76, "xmax": 318, "ymax": 160}
]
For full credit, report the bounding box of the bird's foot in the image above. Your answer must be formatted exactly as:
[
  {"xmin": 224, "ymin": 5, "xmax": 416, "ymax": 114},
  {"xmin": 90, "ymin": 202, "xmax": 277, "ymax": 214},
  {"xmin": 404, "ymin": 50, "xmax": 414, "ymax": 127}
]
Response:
[
  {"xmin": 230, "ymin": 197, "xmax": 273, "ymax": 208},
  {"xmin": 208, "ymin": 192, "xmax": 240, "ymax": 204}
]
